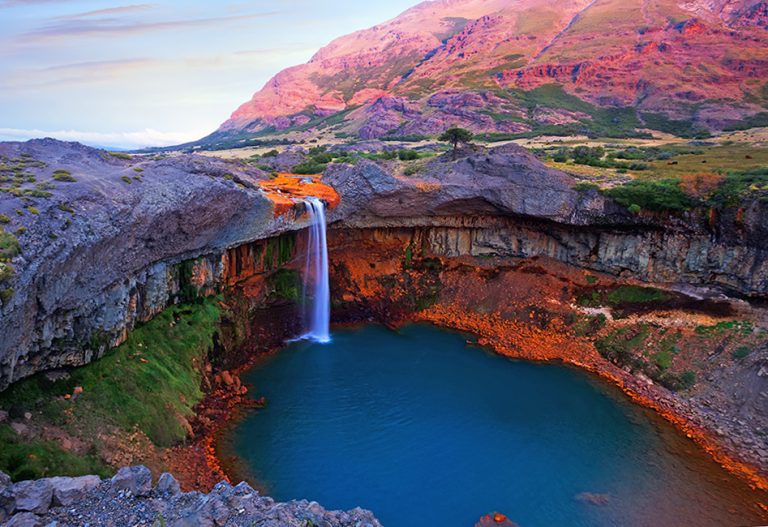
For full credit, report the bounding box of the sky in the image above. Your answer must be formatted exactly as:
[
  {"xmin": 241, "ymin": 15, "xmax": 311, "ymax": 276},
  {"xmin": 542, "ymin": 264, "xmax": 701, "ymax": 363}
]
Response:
[{"xmin": 0, "ymin": 0, "xmax": 421, "ymax": 149}]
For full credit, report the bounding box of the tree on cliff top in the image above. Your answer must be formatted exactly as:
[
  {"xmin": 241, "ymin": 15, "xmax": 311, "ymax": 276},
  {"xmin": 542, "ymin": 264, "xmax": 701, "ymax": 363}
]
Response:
[{"xmin": 439, "ymin": 127, "xmax": 473, "ymax": 160}]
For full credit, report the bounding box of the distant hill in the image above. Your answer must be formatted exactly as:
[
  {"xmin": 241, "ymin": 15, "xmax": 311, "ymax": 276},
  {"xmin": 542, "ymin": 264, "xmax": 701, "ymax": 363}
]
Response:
[{"xmin": 201, "ymin": 0, "xmax": 768, "ymax": 147}]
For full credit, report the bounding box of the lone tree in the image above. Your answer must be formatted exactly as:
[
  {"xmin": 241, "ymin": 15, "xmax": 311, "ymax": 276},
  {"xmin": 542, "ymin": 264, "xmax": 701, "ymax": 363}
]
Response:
[{"xmin": 438, "ymin": 127, "xmax": 474, "ymax": 160}]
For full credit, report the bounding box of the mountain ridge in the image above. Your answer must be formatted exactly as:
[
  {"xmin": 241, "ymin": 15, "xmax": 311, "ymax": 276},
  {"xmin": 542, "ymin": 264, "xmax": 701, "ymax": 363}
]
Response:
[{"xmin": 211, "ymin": 0, "xmax": 768, "ymax": 143}]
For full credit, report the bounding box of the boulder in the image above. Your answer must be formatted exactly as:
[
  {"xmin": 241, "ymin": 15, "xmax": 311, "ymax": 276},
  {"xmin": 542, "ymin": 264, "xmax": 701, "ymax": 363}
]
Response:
[
  {"xmin": 47, "ymin": 475, "xmax": 101, "ymax": 506},
  {"xmin": 0, "ymin": 471, "xmax": 11, "ymax": 490},
  {"xmin": 155, "ymin": 473, "xmax": 181, "ymax": 496},
  {"xmin": 11, "ymin": 480, "xmax": 53, "ymax": 514},
  {"xmin": 0, "ymin": 487, "xmax": 16, "ymax": 523},
  {"xmin": 110, "ymin": 466, "xmax": 152, "ymax": 497},
  {"xmin": 4, "ymin": 511, "xmax": 43, "ymax": 527}
]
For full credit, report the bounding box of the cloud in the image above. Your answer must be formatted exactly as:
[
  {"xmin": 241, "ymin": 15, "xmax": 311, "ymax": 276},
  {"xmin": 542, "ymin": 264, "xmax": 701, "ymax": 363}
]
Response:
[
  {"xmin": 18, "ymin": 12, "xmax": 278, "ymax": 42},
  {"xmin": 0, "ymin": 0, "xmax": 70, "ymax": 7},
  {"xmin": 0, "ymin": 127, "xmax": 206, "ymax": 149},
  {"xmin": 57, "ymin": 4, "xmax": 157, "ymax": 19},
  {"xmin": 0, "ymin": 58, "xmax": 159, "ymax": 90}
]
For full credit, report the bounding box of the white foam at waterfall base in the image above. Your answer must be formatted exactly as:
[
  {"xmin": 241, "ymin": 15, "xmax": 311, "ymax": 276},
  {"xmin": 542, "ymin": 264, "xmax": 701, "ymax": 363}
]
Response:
[{"xmin": 300, "ymin": 198, "xmax": 331, "ymax": 343}]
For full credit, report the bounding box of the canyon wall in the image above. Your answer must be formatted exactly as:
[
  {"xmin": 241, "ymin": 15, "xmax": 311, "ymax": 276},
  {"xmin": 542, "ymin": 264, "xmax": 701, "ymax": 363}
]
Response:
[
  {"xmin": 0, "ymin": 140, "xmax": 311, "ymax": 390},
  {"xmin": 2, "ymin": 140, "xmax": 767, "ymax": 393}
]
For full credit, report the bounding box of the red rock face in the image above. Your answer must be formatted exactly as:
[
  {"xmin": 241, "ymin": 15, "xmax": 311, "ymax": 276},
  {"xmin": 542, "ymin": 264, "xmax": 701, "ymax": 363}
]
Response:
[{"xmin": 217, "ymin": 0, "xmax": 768, "ymax": 136}]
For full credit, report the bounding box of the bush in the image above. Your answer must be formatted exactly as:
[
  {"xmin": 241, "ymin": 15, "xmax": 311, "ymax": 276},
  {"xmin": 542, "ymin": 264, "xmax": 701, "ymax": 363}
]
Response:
[
  {"xmin": 398, "ymin": 150, "xmax": 419, "ymax": 161},
  {"xmin": 293, "ymin": 161, "xmax": 325, "ymax": 175},
  {"xmin": 732, "ymin": 346, "xmax": 752, "ymax": 360},
  {"xmin": 52, "ymin": 170, "xmax": 76, "ymax": 182},
  {"xmin": 628, "ymin": 204, "xmax": 642, "ymax": 215},
  {"xmin": 120, "ymin": 176, "xmax": 132, "ymax": 184},
  {"xmin": 262, "ymin": 149, "xmax": 279, "ymax": 158},
  {"xmin": 604, "ymin": 178, "xmax": 696, "ymax": 212},
  {"xmin": 311, "ymin": 152, "xmax": 333, "ymax": 164},
  {"xmin": 0, "ymin": 214, "xmax": 9, "ymax": 224},
  {"xmin": 606, "ymin": 285, "xmax": 670, "ymax": 305},
  {"xmin": 0, "ymin": 229, "xmax": 20, "ymax": 261},
  {"xmin": 574, "ymin": 182, "xmax": 599, "ymax": 192}
]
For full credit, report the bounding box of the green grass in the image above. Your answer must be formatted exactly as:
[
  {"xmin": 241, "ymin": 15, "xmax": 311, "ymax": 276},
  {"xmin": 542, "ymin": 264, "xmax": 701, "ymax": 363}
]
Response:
[
  {"xmin": 606, "ymin": 285, "xmax": 671, "ymax": 305},
  {"xmin": 0, "ymin": 298, "xmax": 221, "ymax": 448},
  {"xmin": 695, "ymin": 320, "xmax": 753, "ymax": 336},
  {"xmin": 0, "ymin": 425, "xmax": 110, "ymax": 482},
  {"xmin": 652, "ymin": 349, "xmax": 674, "ymax": 371}
]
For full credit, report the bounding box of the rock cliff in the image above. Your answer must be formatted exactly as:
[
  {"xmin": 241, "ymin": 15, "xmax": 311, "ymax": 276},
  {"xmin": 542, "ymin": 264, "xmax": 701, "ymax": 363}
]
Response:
[
  {"xmin": 0, "ymin": 139, "xmax": 309, "ymax": 390},
  {"xmin": 2, "ymin": 139, "xmax": 767, "ymax": 391},
  {"xmin": 325, "ymin": 144, "xmax": 768, "ymax": 296}
]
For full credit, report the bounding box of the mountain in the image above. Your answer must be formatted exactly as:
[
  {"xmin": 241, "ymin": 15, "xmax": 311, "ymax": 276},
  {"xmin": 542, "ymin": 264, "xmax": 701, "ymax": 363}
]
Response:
[{"xmin": 211, "ymin": 0, "xmax": 768, "ymax": 144}]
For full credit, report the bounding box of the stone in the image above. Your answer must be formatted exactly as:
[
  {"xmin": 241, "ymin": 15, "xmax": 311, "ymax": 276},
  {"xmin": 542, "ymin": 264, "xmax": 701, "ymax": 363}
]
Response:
[
  {"xmin": 0, "ymin": 471, "xmax": 11, "ymax": 490},
  {"xmin": 155, "ymin": 473, "xmax": 181, "ymax": 496},
  {"xmin": 110, "ymin": 466, "xmax": 152, "ymax": 497},
  {"xmin": 10, "ymin": 422, "xmax": 28, "ymax": 436},
  {"xmin": 11, "ymin": 480, "xmax": 54, "ymax": 514},
  {"xmin": 575, "ymin": 492, "xmax": 611, "ymax": 506},
  {"xmin": 4, "ymin": 512, "xmax": 43, "ymax": 527},
  {"xmin": 220, "ymin": 371, "xmax": 234, "ymax": 387},
  {"xmin": 0, "ymin": 487, "xmax": 16, "ymax": 523},
  {"xmin": 46, "ymin": 476, "xmax": 101, "ymax": 506}
]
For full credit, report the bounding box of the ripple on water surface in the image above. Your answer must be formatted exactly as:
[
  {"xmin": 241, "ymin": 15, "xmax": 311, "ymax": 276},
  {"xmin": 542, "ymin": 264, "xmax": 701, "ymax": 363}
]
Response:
[{"xmin": 227, "ymin": 324, "xmax": 768, "ymax": 527}]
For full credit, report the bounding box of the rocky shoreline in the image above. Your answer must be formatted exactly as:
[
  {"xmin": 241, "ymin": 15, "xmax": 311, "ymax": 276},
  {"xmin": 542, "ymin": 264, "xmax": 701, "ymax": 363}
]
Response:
[{"xmin": 0, "ymin": 465, "xmax": 380, "ymax": 527}]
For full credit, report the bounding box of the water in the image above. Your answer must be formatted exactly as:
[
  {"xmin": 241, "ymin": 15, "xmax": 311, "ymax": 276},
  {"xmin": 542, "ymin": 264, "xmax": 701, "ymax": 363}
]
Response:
[
  {"xmin": 299, "ymin": 198, "xmax": 330, "ymax": 343},
  {"xmin": 228, "ymin": 324, "xmax": 768, "ymax": 527}
]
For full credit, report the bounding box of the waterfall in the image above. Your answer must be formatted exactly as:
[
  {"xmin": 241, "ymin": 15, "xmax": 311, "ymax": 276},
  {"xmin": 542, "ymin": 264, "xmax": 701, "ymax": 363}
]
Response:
[{"xmin": 300, "ymin": 198, "xmax": 331, "ymax": 343}]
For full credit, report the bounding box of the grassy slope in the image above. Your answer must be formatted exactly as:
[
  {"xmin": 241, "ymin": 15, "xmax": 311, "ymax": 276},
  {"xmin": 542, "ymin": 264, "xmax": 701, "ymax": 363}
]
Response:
[{"xmin": 0, "ymin": 298, "xmax": 220, "ymax": 481}]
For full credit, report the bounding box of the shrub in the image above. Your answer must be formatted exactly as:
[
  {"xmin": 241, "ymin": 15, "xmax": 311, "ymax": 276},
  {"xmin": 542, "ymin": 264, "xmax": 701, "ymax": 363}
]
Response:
[
  {"xmin": 262, "ymin": 149, "xmax": 279, "ymax": 158},
  {"xmin": 574, "ymin": 182, "xmax": 599, "ymax": 192},
  {"xmin": 732, "ymin": 346, "xmax": 752, "ymax": 360},
  {"xmin": 52, "ymin": 170, "xmax": 76, "ymax": 182},
  {"xmin": 628, "ymin": 204, "xmax": 642, "ymax": 215},
  {"xmin": 0, "ymin": 262, "xmax": 13, "ymax": 283},
  {"xmin": 604, "ymin": 178, "xmax": 696, "ymax": 212},
  {"xmin": 404, "ymin": 165, "xmax": 421, "ymax": 176},
  {"xmin": 398, "ymin": 150, "xmax": 419, "ymax": 161},
  {"xmin": 120, "ymin": 176, "xmax": 132, "ymax": 184},
  {"xmin": 311, "ymin": 152, "xmax": 333, "ymax": 164},
  {"xmin": 292, "ymin": 161, "xmax": 325, "ymax": 175},
  {"xmin": 0, "ymin": 229, "xmax": 20, "ymax": 261},
  {"xmin": 108, "ymin": 152, "xmax": 132, "ymax": 160},
  {"xmin": 0, "ymin": 214, "xmax": 9, "ymax": 224},
  {"xmin": 606, "ymin": 285, "xmax": 670, "ymax": 306}
]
